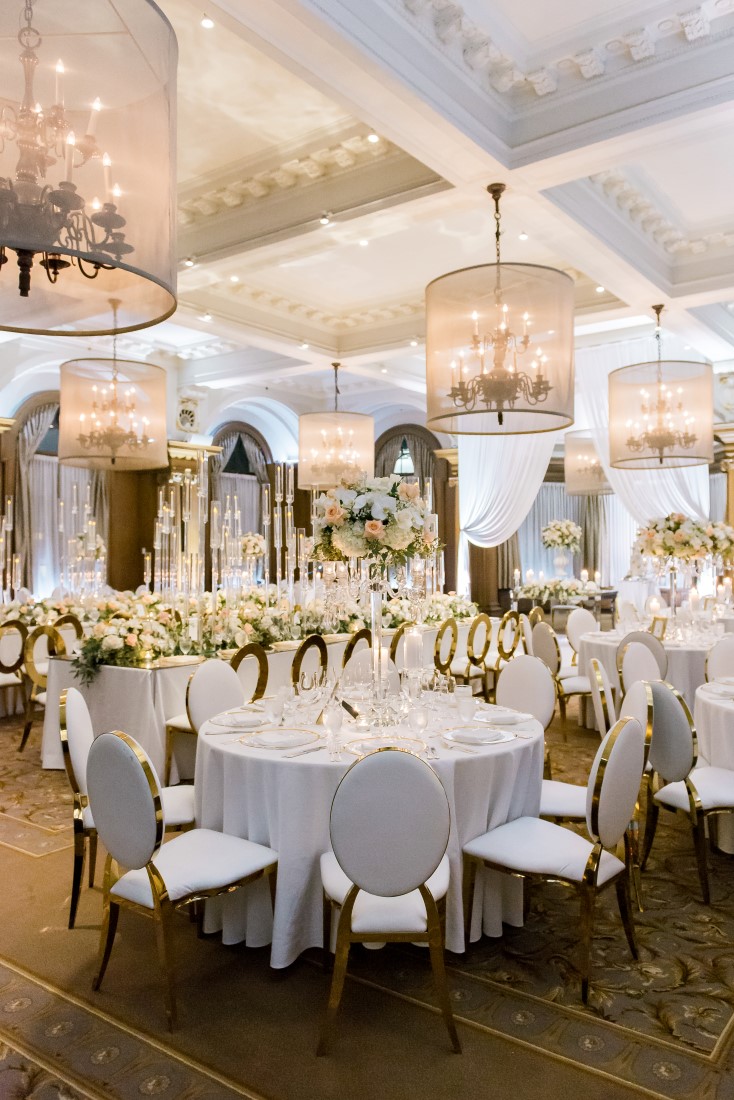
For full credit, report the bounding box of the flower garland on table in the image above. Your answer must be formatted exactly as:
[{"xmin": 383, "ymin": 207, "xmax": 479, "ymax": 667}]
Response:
[
  {"xmin": 312, "ymin": 475, "xmax": 437, "ymax": 565},
  {"xmin": 72, "ymin": 617, "xmax": 175, "ymax": 684},
  {"xmin": 633, "ymin": 514, "xmax": 734, "ymax": 566},
  {"xmin": 241, "ymin": 532, "xmax": 267, "ymax": 558},
  {"xmin": 518, "ymin": 578, "xmax": 588, "ymax": 604},
  {"xmin": 541, "ymin": 519, "xmax": 582, "ymax": 554}
]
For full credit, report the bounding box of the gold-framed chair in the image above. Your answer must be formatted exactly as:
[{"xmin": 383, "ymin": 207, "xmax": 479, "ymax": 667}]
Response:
[
  {"xmin": 452, "ymin": 613, "xmax": 492, "ymax": 700},
  {"xmin": 528, "ymin": 606, "xmax": 544, "ymax": 627},
  {"xmin": 88, "ymin": 730, "xmax": 277, "ymax": 1029},
  {"xmin": 433, "ymin": 617, "xmax": 458, "ymax": 675},
  {"xmin": 463, "ymin": 717, "xmax": 645, "ymax": 1003},
  {"xmin": 54, "ymin": 613, "xmax": 84, "ymax": 649},
  {"xmin": 388, "ymin": 621, "xmax": 414, "ymax": 668},
  {"xmin": 0, "ymin": 618, "xmax": 27, "ymax": 718},
  {"xmin": 318, "ymin": 747, "xmax": 460, "ymax": 1055},
  {"xmin": 19, "ymin": 624, "xmax": 65, "ymax": 752},
  {"xmin": 164, "ymin": 657, "xmax": 242, "ymax": 784},
  {"xmin": 342, "ymin": 627, "xmax": 371, "ymax": 669},
  {"xmin": 230, "ymin": 641, "xmax": 269, "ymax": 700},
  {"xmin": 485, "ymin": 610, "xmax": 521, "ymax": 702},
  {"xmin": 531, "ymin": 620, "xmax": 591, "ymax": 727},
  {"xmin": 291, "ymin": 633, "xmax": 328, "ymax": 687}
]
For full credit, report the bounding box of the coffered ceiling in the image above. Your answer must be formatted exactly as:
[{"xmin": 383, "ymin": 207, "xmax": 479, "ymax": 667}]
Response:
[{"xmin": 1, "ymin": 0, "xmax": 734, "ymax": 455}]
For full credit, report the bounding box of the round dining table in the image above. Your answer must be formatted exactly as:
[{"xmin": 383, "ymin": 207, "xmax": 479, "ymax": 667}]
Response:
[
  {"xmin": 194, "ymin": 704, "xmax": 544, "ymax": 968},
  {"xmin": 693, "ymin": 681, "xmax": 734, "ymax": 853},
  {"xmin": 578, "ymin": 629, "xmax": 711, "ymax": 708}
]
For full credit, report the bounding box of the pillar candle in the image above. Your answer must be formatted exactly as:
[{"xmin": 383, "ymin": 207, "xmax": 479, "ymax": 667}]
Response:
[{"xmin": 404, "ymin": 626, "xmax": 423, "ymax": 670}]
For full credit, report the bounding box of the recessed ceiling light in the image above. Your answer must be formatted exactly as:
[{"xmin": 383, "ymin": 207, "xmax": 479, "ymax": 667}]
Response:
[
  {"xmin": 319, "ymin": 213, "xmax": 332, "ymax": 226},
  {"xmin": 359, "ymin": 239, "xmax": 369, "ymax": 247},
  {"xmin": 410, "ymin": 339, "xmax": 418, "ymax": 347},
  {"xmin": 183, "ymin": 256, "xmax": 195, "ymax": 267},
  {"xmin": 300, "ymin": 342, "xmax": 309, "ymax": 350},
  {"xmin": 548, "ymin": 329, "xmax": 555, "ymax": 335},
  {"xmin": 201, "ymin": 14, "xmax": 214, "ymax": 28},
  {"xmin": 380, "ymin": 367, "xmax": 388, "ymax": 373},
  {"xmin": 229, "ymin": 274, "xmax": 239, "ymax": 283},
  {"xmin": 518, "ymin": 231, "xmax": 528, "ymax": 241},
  {"xmin": 595, "ymin": 285, "xmax": 605, "ymax": 293},
  {"xmin": 202, "ymin": 312, "xmax": 212, "ymax": 322},
  {"xmin": 366, "ymin": 132, "xmax": 380, "ymax": 144}
]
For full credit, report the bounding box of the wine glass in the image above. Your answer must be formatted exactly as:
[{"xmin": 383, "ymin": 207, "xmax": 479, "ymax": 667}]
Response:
[
  {"xmin": 263, "ymin": 695, "xmax": 285, "ymax": 727},
  {"xmin": 323, "ymin": 703, "xmax": 344, "ymax": 760},
  {"xmin": 457, "ymin": 696, "xmax": 475, "ymax": 724},
  {"xmin": 408, "ymin": 707, "xmax": 428, "ymax": 738},
  {"xmin": 179, "ymin": 632, "xmax": 192, "ymax": 656}
]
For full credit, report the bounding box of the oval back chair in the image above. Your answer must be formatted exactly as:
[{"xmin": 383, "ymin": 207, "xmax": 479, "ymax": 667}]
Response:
[
  {"xmin": 19, "ymin": 624, "xmax": 66, "ymax": 752},
  {"xmin": 292, "ymin": 634, "xmax": 329, "ymax": 687},
  {"xmin": 433, "ymin": 618, "xmax": 458, "ymax": 675},
  {"xmin": 230, "ymin": 641, "xmax": 269, "ymax": 701}
]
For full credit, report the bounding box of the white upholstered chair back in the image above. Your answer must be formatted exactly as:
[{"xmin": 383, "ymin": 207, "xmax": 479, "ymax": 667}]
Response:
[
  {"xmin": 620, "ymin": 642, "xmax": 661, "ymax": 692},
  {"xmin": 186, "ymin": 659, "xmax": 244, "ymax": 732},
  {"xmin": 62, "ymin": 687, "xmax": 95, "ymax": 798},
  {"xmin": 619, "ymin": 680, "xmax": 653, "ymax": 757},
  {"xmin": 329, "ymin": 749, "xmax": 449, "ymax": 897},
  {"xmin": 648, "ymin": 680, "xmax": 696, "ymax": 782},
  {"xmin": 705, "ymin": 635, "xmax": 734, "ymax": 682},
  {"xmin": 615, "ymin": 631, "xmax": 667, "ymax": 678},
  {"xmin": 585, "ymin": 717, "xmax": 645, "ymax": 849},
  {"xmin": 87, "ymin": 731, "xmax": 164, "ymax": 869},
  {"xmin": 496, "ymin": 654, "xmax": 556, "ymax": 729},
  {"xmin": 588, "ymin": 657, "xmax": 616, "ymax": 736},
  {"xmin": 566, "ymin": 608, "xmax": 598, "ymax": 655},
  {"xmin": 519, "ymin": 614, "xmax": 533, "ymax": 655},
  {"xmin": 531, "ymin": 621, "xmax": 560, "ymax": 676}
]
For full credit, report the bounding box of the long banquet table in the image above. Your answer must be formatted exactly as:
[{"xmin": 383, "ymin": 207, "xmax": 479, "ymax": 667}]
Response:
[
  {"xmin": 194, "ymin": 706, "xmax": 544, "ymax": 967},
  {"xmin": 40, "ymin": 622, "xmax": 472, "ymax": 774}
]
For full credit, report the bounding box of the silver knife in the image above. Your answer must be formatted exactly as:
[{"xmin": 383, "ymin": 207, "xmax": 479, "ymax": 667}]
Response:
[{"xmin": 284, "ymin": 743, "xmax": 323, "ymax": 758}]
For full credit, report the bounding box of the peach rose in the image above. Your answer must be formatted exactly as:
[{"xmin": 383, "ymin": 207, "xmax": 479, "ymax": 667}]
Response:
[
  {"xmin": 364, "ymin": 519, "xmax": 385, "ymax": 540},
  {"xmin": 125, "ymin": 633, "xmax": 137, "ymax": 647},
  {"xmin": 397, "ymin": 481, "xmax": 420, "ymax": 501},
  {"xmin": 323, "ymin": 502, "xmax": 346, "ymax": 526}
]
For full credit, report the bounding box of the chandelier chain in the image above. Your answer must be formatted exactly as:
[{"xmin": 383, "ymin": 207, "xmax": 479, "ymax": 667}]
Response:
[{"xmin": 332, "ymin": 361, "xmax": 341, "ymax": 413}]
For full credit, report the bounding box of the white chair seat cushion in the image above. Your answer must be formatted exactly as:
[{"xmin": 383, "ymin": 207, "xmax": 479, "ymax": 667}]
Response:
[
  {"xmin": 558, "ymin": 664, "xmax": 578, "ymax": 680},
  {"xmin": 0, "ymin": 672, "xmax": 20, "ymax": 687},
  {"xmin": 463, "ymin": 816, "xmax": 623, "ymax": 886},
  {"xmin": 160, "ymin": 784, "xmax": 196, "ymax": 827},
  {"xmin": 110, "ymin": 829, "xmax": 277, "ymax": 909},
  {"xmin": 166, "ymin": 712, "xmax": 193, "ymax": 733},
  {"xmin": 655, "ymin": 766, "xmax": 734, "ymax": 813},
  {"xmin": 320, "ymin": 851, "xmax": 450, "ymax": 934},
  {"xmin": 539, "ymin": 780, "xmax": 586, "ymax": 819},
  {"xmin": 35, "ymin": 691, "xmax": 47, "ymax": 705},
  {"xmin": 450, "ymin": 657, "xmax": 482, "ymax": 678},
  {"xmin": 559, "ymin": 675, "xmax": 591, "ymax": 695},
  {"xmin": 83, "ymin": 785, "xmax": 195, "ymax": 832}
]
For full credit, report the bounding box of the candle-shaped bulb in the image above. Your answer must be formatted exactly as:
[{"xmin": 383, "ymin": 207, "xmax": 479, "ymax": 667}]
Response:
[
  {"xmin": 102, "ymin": 153, "xmax": 112, "ymax": 201},
  {"xmin": 55, "ymin": 60, "xmax": 64, "ymax": 106},
  {"xmin": 64, "ymin": 131, "xmax": 75, "ymax": 182},
  {"xmin": 87, "ymin": 97, "xmax": 101, "ymax": 136}
]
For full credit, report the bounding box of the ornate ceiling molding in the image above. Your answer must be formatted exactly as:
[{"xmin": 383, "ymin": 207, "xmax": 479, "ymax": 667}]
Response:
[
  {"xmin": 396, "ymin": 0, "xmax": 734, "ymax": 102},
  {"xmin": 178, "ymin": 133, "xmax": 391, "ymax": 227},
  {"xmin": 588, "ymin": 170, "xmax": 734, "ymax": 256},
  {"xmin": 223, "ymin": 282, "xmax": 424, "ymax": 330}
]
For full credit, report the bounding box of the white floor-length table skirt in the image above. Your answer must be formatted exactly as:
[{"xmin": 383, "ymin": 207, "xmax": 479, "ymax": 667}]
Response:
[
  {"xmin": 578, "ymin": 631, "xmax": 708, "ymax": 708},
  {"xmin": 693, "ymin": 683, "xmax": 734, "ymax": 852},
  {"xmin": 195, "ymin": 720, "xmax": 544, "ymax": 967}
]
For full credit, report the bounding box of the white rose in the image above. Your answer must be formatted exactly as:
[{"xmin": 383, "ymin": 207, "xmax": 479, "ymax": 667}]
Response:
[{"xmin": 101, "ymin": 635, "xmax": 124, "ymax": 652}]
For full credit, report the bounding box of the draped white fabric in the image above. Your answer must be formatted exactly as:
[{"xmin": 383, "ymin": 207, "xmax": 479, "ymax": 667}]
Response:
[
  {"xmin": 28, "ymin": 456, "xmax": 107, "ymax": 596},
  {"xmin": 219, "ymin": 473, "xmax": 260, "ymax": 534},
  {"xmin": 710, "ymin": 472, "xmax": 726, "ymax": 522},
  {"xmin": 457, "ymin": 433, "xmax": 556, "ymax": 595},
  {"xmin": 576, "ymin": 338, "xmax": 710, "ymax": 522},
  {"xmin": 16, "ymin": 402, "xmax": 58, "ymax": 586},
  {"xmin": 599, "ymin": 494, "xmax": 637, "ymax": 588},
  {"xmin": 517, "ymin": 484, "xmax": 581, "ymax": 579}
]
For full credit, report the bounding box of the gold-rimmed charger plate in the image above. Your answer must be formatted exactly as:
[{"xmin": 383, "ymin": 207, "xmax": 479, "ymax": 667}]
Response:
[
  {"xmin": 242, "ymin": 727, "xmax": 318, "ymax": 750},
  {"xmin": 345, "ymin": 736, "xmax": 426, "ymax": 758}
]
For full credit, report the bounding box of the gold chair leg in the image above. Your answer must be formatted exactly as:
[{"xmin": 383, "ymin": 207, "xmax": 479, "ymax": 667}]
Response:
[
  {"xmin": 154, "ymin": 905, "xmax": 178, "ymax": 1030},
  {"xmin": 18, "ymin": 695, "xmax": 34, "ymax": 753},
  {"xmin": 640, "ymin": 796, "xmax": 659, "ymax": 870},
  {"xmin": 422, "ymin": 888, "xmax": 461, "ymax": 1053},
  {"xmin": 322, "ymin": 893, "xmax": 332, "ymax": 972},
  {"xmin": 691, "ymin": 810, "xmax": 711, "ymax": 905},
  {"xmin": 69, "ymin": 828, "xmax": 86, "ymax": 929},
  {"xmin": 543, "ymin": 749, "xmax": 553, "ymax": 780},
  {"xmin": 317, "ymin": 887, "xmax": 358, "ymax": 1056},
  {"xmin": 578, "ymin": 884, "xmax": 595, "ymax": 1005},
  {"xmin": 92, "ymin": 899, "xmax": 120, "ymax": 992},
  {"xmin": 625, "ymin": 820, "xmax": 643, "ymax": 912},
  {"xmin": 88, "ymin": 832, "xmax": 98, "ymax": 889},
  {"xmin": 557, "ymin": 692, "xmax": 566, "ymax": 727},
  {"xmin": 615, "ymin": 873, "xmax": 638, "ymax": 960}
]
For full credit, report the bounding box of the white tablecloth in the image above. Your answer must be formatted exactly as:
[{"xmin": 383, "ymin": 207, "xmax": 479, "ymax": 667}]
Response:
[
  {"xmin": 40, "ymin": 625, "xmax": 450, "ymax": 774},
  {"xmin": 693, "ymin": 683, "xmax": 734, "ymax": 852},
  {"xmin": 578, "ymin": 630, "xmax": 708, "ymax": 708},
  {"xmin": 617, "ymin": 579, "xmax": 659, "ymax": 614},
  {"xmin": 194, "ymin": 714, "xmax": 544, "ymax": 967}
]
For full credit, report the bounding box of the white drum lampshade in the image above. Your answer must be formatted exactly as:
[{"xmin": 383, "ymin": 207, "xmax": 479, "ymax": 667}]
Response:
[
  {"xmin": 298, "ymin": 411, "xmax": 374, "ymax": 490},
  {"xmin": 564, "ymin": 431, "xmax": 611, "ymax": 495},
  {"xmin": 609, "ymin": 359, "xmax": 713, "ymax": 469},
  {"xmin": 59, "ymin": 357, "xmax": 168, "ymax": 470},
  {"xmin": 0, "ymin": 0, "xmax": 177, "ymax": 335}
]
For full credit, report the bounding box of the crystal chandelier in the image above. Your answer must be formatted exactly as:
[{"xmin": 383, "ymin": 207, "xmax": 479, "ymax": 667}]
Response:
[
  {"xmin": 609, "ymin": 306, "xmax": 713, "ymax": 469},
  {"xmin": 0, "ymin": 0, "xmax": 176, "ymax": 335},
  {"xmin": 298, "ymin": 363, "xmax": 374, "ymax": 489},
  {"xmin": 425, "ymin": 183, "xmax": 574, "ymax": 434}
]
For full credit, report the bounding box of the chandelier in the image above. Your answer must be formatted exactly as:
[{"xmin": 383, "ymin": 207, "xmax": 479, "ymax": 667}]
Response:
[
  {"xmin": 425, "ymin": 183, "xmax": 574, "ymax": 434},
  {"xmin": 298, "ymin": 362, "xmax": 374, "ymax": 489},
  {"xmin": 564, "ymin": 431, "xmax": 611, "ymax": 495},
  {"xmin": 0, "ymin": 0, "xmax": 176, "ymax": 335},
  {"xmin": 609, "ymin": 305, "xmax": 713, "ymax": 469}
]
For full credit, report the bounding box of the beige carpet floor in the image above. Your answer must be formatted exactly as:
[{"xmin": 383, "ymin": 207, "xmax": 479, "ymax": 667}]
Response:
[{"xmin": 2, "ymin": 704, "xmax": 733, "ymax": 1100}]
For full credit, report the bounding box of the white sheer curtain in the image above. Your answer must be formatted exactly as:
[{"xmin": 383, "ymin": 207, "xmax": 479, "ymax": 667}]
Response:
[
  {"xmin": 599, "ymin": 494, "xmax": 637, "ymax": 587},
  {"xmin": 577, "ymin": 339, "xmax": 710, "ymax": 522},
  {"xmin": 710, "ymin": 472, "xmax": 726, "ymax": 522},
  {"xmin": 457, "ymin": 433, "xmax": 557, "ymax": 595},
  {"xmin": 27, "ymin": 456, "xmax": 106, "ymax": 596},
  {"xmin": 220, "ymin": 473, "xmax": 260, "ymax": 533},
  {"xmin": 517, "ymin": 484, "xmax": 581, "ymax": 578}
]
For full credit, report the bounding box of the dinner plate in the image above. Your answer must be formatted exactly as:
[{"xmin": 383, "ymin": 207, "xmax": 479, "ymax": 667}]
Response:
[
  {"xmin": 269, "ymin": 640, "xmax": 301, "ymax": 651},
  {"xmin": 209, "ymin": 712, "xmax": 267, "ymax": 730},
  {"xmin": 476, "ymin": 706, "xmax": 533, "ymax": 725},
  {"xmin": 444, "ymin": 727, "xmax": 514, "ymax": 745},
  {"xmin": 345, "ymin": 736, "xmax": 425, "ymax": 758},
  {"xmin": 245, "ymin": 728, "xmax": 319, "ymax": 750}
]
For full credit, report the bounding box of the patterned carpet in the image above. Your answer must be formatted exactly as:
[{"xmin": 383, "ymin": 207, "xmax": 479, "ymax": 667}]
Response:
[{"xmin": 3, "ymin": 706, "xmax": 734, "ymax": 1099}]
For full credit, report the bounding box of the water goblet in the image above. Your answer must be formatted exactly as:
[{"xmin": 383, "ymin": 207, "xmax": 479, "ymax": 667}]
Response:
[
  {"xmin": 456, "ymin": 696, "xmax": 476, "ymax": 725},
  {"xmin": 263, "ymin": 695, "xmax": 285, "ymax": 727},
  {"xmin": 408, "ymin": 707, "xmax": 429, "ymax": 738},
  {"xmin": 179, "ymin": 632, "xmax": 192, "ymax": 656}
]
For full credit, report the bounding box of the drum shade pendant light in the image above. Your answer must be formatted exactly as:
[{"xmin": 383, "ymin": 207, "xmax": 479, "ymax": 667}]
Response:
[
  {"xmin": 609, "ymin": 305, "xmax": 713, "ymax": 469},
  {"xmin": 564, "ymin": 431, "xmax": 611, "ymax": 495},
  {"xmin": 0, "ymin": 0, "xmax": 177, "ymax": 335},
  {"xmin": 425, "ymin": 183, "xmax": 574, "ymax": 434},
  {"xmin": 298, "ymin": 362, "xmax": 374, "ymax": 489}
]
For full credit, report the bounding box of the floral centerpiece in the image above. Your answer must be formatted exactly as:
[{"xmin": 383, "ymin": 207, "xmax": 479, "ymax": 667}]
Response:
[
  {"xmin": 518, "ymin": 577, "xmax": 587, "ymax": 604},
  {"xmin": 632, "ymin": 514, "xmax": 734, "ymax": 565},
  {"xmin": 76, "ymin": 532, "xmax": 106, "ymax": 560},
  {"xmin": 312, "ymin": 474, "xmax": 436, "ymax": 565},
  {"xmin": 241, "ymin": 532, "xmax": 267, "ymax": 558},
  {"xmin": 541, "ymin": 519, "xmax": 582, "ymax": 553},
  {"xmin": 72, "ymin": 616, "xmax": 174, "ymax": 684}
]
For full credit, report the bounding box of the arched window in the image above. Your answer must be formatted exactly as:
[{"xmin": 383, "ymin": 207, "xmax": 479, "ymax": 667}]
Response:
[{"xmin": 392, "ymin": 437, "xmax": 415, "ymax": 476}]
